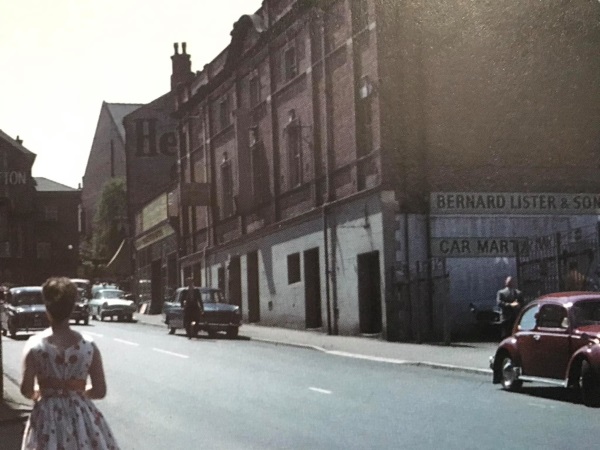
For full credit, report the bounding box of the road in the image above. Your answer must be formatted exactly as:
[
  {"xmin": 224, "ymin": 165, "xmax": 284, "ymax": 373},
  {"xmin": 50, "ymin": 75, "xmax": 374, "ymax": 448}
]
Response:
[{"xmin": 2, "ymin": 321, "xmax": 599, "ymax": 449}]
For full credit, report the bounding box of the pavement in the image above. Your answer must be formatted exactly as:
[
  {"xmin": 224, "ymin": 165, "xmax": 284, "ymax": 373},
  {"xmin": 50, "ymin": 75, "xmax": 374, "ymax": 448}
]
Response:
[{"xmin": 1, "ymin": 313, "xmax": 497, "ymax": 432}]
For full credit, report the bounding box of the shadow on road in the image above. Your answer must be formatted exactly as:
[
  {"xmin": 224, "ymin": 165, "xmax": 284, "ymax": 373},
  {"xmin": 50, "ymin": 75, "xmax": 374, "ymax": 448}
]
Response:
[{"xmin": 513, "ymin": 386, "xmax": 584, "ymax": 406}]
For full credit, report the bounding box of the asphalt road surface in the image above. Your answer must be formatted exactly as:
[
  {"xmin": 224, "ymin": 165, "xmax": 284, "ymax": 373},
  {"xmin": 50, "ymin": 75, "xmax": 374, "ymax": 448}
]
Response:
[{"xmin": 2, "ymin": 321, "xmax": 599, "ymax": 449}]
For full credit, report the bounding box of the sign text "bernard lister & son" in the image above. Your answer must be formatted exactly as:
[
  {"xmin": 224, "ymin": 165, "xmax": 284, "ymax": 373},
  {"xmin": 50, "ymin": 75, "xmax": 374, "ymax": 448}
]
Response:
[{"xmin": 430, "ymin": 192, "xmax": 600, "ymax": 215}]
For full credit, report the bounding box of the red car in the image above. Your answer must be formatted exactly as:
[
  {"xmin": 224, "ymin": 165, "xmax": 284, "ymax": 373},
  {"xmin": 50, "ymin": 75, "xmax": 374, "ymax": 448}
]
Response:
[{"xmin": 490, "ymin": 292, "xmax": 600, "ymax": 407}]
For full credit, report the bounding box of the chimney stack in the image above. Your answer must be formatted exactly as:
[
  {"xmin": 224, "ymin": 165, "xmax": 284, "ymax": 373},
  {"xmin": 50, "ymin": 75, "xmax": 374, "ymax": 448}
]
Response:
[{"xmin": 171, "ymin": 42, "xmax": 192, "ymax": 91}]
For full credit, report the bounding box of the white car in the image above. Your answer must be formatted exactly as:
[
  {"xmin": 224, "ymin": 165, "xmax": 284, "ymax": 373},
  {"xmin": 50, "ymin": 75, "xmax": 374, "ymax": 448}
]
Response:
[{"xmin": 89, "ymin": 288, "xmax": 136, "ymax": 322}]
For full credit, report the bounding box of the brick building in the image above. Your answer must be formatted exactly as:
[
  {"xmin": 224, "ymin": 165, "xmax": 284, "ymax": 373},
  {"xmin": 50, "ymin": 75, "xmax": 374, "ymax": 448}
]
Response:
[
  {"xmin": 81, "ymin": 102, "xmax": 143, "ymax": 239},
  {"xmin": 123, "ymin": 45, "xmax": 192, "ymax": 308},
  {"xmin": 0, "ymin": 131, "xmax": 80, "ymax": 285},
  {"xmin": 134, "ymin": 0, "xmax": 600, "ymax": 340},
  {"xmin": 32, "ymin": 177, "xmax": 80, "ymax": 282}
]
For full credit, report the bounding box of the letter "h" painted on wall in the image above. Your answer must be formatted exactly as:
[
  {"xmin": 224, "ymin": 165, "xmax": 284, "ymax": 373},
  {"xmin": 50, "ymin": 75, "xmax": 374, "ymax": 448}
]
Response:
[{"xmin": 135, "ymin": 119, "xmax": 158, "ymax": 156}]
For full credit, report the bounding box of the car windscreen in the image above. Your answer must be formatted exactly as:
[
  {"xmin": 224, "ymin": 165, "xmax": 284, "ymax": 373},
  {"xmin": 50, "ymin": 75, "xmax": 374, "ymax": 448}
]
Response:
[
  {"xmin": 572, "ymin": 300, "xmax": 600, "ymax": 327},
  {"xmin": 97, "ymin": 290, "xmax": 126, "ymax": 299},
  {"xmin": 179, "ymin": 289, "xmax": 226, "ymax": 304},
  {"xmin": 201, "ymin": 290, "xmax": 226, "ymax": 303},
  {"xmin": 11, "ymin": 291, "xmax": 44, "ymax": 306}
]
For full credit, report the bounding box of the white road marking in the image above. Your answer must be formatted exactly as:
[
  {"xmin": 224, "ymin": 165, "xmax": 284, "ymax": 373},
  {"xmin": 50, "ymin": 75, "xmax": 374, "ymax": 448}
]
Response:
[
  {"xmin": 152, "ymin": 348, "xmax": 189, "ymax": 359},
  {"xmin": 85, "ymin": 331, "xmax": 104, "ymax": 338},
  {"xmin": 113, "ymin": 338, "xmax": 139, "ymax": 346},
  {"xmin": 326, "ymin": 350, "xmax": 408, "ymax": 365},
  {"xmin": 309, "ymin": 387, "xmax": 332, "ymax": 395}
]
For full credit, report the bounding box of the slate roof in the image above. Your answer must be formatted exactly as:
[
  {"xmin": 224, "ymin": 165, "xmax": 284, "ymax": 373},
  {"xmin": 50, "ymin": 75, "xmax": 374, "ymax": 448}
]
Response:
[
  {"xmin": 0, "ymin": 129, "xmax": 36, "ymax": 157},
  {"xmin": 34, "ymin": 177, "xmax": 78, "ymax": 192},
  {"xmin": 104, "ymin": 102, "xmax": 143, "ymax": 139}
]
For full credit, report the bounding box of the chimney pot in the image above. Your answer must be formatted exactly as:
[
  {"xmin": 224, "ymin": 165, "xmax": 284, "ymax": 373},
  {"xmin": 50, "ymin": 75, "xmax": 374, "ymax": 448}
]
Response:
[
  {"xmin": 173, "ymin": 43, "xmax": 179, "ymax": 54},
  {"xmin": 182, "ymin": 42, "xmax": 187, "ymax": 54},
  {"xmin": 15, "ymin": 135, "xmax": 23, "ymax": 145}
]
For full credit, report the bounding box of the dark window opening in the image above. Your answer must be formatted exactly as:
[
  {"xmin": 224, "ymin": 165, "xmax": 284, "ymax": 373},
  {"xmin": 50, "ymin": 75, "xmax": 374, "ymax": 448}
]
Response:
[
  {"xmin": 288, "ymin": 253, "xmax": 301, "ymax": 284},
  {"xmin": 249, "ymin": 75, "xmax": 261, "ymax": 107},
  {"xmin": 221, "ymin": 155, "xmax": 234, "ymax": 218},
  {"xmin": 286, "ymin": 121, "xmax": 303, "ymax": 187},
  {"xmin": 284, "ymin": 47, "xmax": 298, "ymax": 81},
  {"xmin": 219, "ymin": 96, "xmax": 230, "ymax": 130}
]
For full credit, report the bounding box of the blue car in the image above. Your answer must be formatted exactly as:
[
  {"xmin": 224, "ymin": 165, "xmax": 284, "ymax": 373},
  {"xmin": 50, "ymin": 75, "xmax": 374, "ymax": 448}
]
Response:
[{"xmin": 162, "ymin": 287, "xmax": 241, "ymax": 338}]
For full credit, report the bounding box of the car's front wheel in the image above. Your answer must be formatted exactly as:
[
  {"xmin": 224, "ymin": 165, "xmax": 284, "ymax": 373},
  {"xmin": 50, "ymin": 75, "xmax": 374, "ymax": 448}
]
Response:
[
  {"xmin": 579, "ymin": 360, "xmax": 600, "ymax": 407},
  {"xmin": 500, "ymin": 355, "xmax": 522, "ymax": 391}
]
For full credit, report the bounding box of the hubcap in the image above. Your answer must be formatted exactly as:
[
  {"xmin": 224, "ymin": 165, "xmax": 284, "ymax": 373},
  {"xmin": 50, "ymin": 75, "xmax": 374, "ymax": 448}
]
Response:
[{"xmin": 502, "ymin": 359, "xmax": 516, "ymax": 386}]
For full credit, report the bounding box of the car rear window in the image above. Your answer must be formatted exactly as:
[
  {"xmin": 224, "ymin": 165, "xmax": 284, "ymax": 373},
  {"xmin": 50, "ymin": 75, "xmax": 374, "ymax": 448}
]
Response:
[{"xmin": 572, "ymin": 300, "xmax": 600, "ymax": 327}]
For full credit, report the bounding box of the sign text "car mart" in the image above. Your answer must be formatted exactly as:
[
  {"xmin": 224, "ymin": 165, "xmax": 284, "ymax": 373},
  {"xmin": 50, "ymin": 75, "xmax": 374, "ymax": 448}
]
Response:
[{"xmin": 430, "ymin": 192, "xmax": 600, "ymax": 215}]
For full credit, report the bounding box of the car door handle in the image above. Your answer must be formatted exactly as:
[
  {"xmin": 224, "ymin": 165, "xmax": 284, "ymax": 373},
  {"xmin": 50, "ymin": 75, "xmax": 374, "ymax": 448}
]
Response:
[{"xmin": 533, "ymin": 334, "xmax": 541, "ymax": 341}]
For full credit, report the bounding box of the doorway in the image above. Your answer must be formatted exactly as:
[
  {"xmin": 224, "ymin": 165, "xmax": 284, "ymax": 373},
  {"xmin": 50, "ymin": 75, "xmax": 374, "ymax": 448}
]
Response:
[
  {"xmin": 304, "ymin": 248, "xmax": 322, "ymax": 329},
  {"xmin": 247, "ymin": 251, "xmax": 260, "ymax": 323},
  {"xmin": 150, "ymin": 260, "xmax": 162, "ymax": 314},
  {"xmin": 357, "ymin": 251, "xmax": 382, "ymax": 334},
  {"xmin": 229, "ymin": 256, "xmax": 242, "ymax": 313}
]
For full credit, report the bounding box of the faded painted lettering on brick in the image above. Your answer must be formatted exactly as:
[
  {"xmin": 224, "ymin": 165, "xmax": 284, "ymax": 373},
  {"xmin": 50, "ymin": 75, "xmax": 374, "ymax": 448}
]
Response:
[
  {"xmin": 0, "ymin": 171, "xmax": 27, "ymax": 185},
  {"xmin": 430, "ymin": 192, "xmax": 600, "ymax": 215},
  {"xmin": 431, "ymin": 236, "xmax": 553, "ymax": 258}
]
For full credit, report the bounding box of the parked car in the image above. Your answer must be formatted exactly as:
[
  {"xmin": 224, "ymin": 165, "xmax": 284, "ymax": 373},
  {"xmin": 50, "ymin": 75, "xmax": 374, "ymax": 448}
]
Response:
[
  {"xmin": 490, "ymin": 292, "xmax": 600, "ymax": 406},
  {"xmin": 70, "ymin": 278, "xmax": 91, "ymax": 325},
  {"xmin": 162, "ymin": 287, "xmax": 241, "ymax": 338},
  {"xmin": 89, "ymin": 288, "xmax": 136, "ymax": 322},
  {"xmin": 0, "ymin": 286, "xmax": 49, "ymax": 338}
]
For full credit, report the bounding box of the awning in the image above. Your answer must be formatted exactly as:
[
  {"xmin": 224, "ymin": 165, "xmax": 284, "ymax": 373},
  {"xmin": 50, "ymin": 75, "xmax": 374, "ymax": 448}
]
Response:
[{"xmin": 105, "ymin": 239, "xmax": 131, "ymax": 277}]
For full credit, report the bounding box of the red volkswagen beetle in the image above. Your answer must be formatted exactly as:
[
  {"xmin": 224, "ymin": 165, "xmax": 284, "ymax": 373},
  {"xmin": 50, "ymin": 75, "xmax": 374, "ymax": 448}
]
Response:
[{"xmin": 490, "ymin": 292, "xmax": 600, "ymax": 407}]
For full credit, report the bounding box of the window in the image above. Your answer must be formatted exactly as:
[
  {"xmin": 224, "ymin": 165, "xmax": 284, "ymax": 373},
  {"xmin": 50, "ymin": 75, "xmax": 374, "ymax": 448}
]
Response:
[
  {"xmin": 249, "ymin": 75, "xmax": 261, "ymax": 107},
  {"xmin": 0, "ymin": 203, "xmax": 7, "ymax": 240},
  {"xmin": 249, "ymin": 130, "xmax": 266, "ymax": 204},
  {"xmin": 358, "ymin": 96, "xmax": 373, "ymax": 155},
  {"xmin": 517, "ymin": 305, "xmax": 538, "ymax": 331},
  {"xmin": 537, "ymin": 304, "xmax": 568, "ymax": 329},
  {"xmin": 37, "ymin": 242, "xmax": 51, "ymax": 259},
  {"xmin": 43, "ymin": 205, "xmax": 58, "ymax": 221},
  {"xmin": 287, "ymin": 253, "xmax": 301, "ymax": 284},
  {"xmin": 284, "ymin": 46, "xmax": 297, "ymax": 81},
  {"xmin": 220, "ymin": 153, "xmax": 234, "ymax": 218},
  {"xmin": 285, "ymin": 120, "xmax": 303, "ymax": 187},
  {"xmin": 219, "ymin": 96, "xmax": 230, "ymax": 130}
]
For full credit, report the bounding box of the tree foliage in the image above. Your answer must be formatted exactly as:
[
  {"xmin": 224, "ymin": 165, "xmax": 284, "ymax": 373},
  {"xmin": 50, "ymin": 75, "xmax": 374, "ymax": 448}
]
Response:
[{"xmin": 91, "ymin": 178, "xmax": 127, "ymax": 262}]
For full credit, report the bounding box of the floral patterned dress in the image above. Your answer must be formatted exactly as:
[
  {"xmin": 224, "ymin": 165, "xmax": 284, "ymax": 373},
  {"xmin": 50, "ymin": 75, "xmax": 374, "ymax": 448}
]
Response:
[{"xmin": 21, "ymin": 330, "xmax": 120, "ymax": 450}]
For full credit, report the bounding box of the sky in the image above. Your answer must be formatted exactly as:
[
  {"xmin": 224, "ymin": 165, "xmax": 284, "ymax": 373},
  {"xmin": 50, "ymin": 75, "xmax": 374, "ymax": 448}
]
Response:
[{"xmin": 0, "ymin": 0, "xmax": 263, "ymax": 189}]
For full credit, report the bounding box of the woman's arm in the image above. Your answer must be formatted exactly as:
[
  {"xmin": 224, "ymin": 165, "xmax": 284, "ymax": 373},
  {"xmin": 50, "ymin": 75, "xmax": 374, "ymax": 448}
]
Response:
[
  {"xmin": 86, "ymin": 342, "xmax": 107, "ymax": 399},
  {"xmin": 20, "ymin": 349, "xmax": 39, "ymax": 400}
]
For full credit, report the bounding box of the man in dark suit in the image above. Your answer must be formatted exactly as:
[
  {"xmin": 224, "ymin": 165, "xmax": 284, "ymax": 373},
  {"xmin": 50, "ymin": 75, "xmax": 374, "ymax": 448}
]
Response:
[
  {"xmin": 496, "ymin": 276, "xmax": 524, "ymax": 339},
  {"xmin": 183, "ymin": 277, "xmax": 203, "ymax": 339}
]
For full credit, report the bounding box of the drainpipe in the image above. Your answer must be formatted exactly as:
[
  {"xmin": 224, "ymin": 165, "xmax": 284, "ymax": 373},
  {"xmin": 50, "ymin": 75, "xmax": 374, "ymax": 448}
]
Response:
[
  {"xmin": 318, "ymin": 12, "xmax": 335, "ymax": 335},
  {"xmin": 323, "ymin": 206, "xmax": 332, "ymax": 335}
]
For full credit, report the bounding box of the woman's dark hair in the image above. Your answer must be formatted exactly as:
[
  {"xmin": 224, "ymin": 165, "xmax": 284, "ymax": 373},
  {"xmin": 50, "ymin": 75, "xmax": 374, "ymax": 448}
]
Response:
[{"xmin": 42, "ymin": 277, "xmax": 77, "ymax": 322}]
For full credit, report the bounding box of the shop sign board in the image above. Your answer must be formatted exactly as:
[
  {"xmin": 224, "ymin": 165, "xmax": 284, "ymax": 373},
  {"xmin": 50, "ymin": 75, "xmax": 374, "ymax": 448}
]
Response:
[
  {"xmin": 430, "ymin": 236, "xmax": 556, "ymax": 258},
  {"xmin": 431, "ymin": 192, "xmax": 600, "ymax": 215}
]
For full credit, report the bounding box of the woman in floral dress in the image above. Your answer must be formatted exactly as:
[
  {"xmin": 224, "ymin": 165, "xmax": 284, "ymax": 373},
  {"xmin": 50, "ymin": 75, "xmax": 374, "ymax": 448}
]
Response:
[{"xmin": 20, "ymin": 277, "xmax": 120, "ymax": 450}]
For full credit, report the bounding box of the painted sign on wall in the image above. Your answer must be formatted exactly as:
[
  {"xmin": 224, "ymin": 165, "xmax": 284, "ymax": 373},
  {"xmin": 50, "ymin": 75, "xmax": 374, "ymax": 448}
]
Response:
[
  {"xmin": 0, "ymin": 171, "xmax": 28, "ymax": 185},
  {"xmin": 431, "ymin": 192, "xmax": 600, "ymax": 215},
  {"xmin": 431, "ymin": 235, "xmax": 556, "ymax": 257}
]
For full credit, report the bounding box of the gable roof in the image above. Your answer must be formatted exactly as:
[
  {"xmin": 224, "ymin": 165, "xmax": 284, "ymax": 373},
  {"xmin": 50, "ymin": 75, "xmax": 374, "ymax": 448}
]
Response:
[
  {"xmin": 34, "ymin": 177, "xmax": 78, "ymax": 192},
  {"xmin": 104, "ymin": 103, "xmax": 143, "ymax": 139},
  {"xmin": 0, "ymin": 129, "xmax": 36, "ymax": 158}
]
